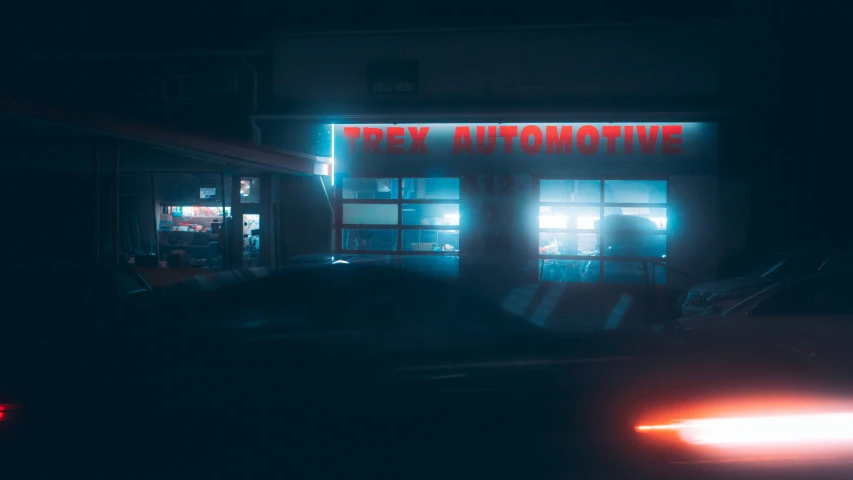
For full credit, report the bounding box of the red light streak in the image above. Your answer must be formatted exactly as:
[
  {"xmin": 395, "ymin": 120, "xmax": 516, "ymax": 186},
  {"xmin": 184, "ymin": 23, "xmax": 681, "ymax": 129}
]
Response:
[{"xmin": 637, "ymin": 412, "xmax": 853, "ymax": 447}]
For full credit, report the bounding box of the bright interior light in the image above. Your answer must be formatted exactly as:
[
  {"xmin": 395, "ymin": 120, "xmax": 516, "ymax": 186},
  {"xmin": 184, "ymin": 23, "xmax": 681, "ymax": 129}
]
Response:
[
  {"xmin": 637, "ymin": 412, "xmax": 853, "ymax": 447},
  {"xmin": 444, "ymin": 214, "xmax": 460, "ymax": 222},
  {"xmin": 539, "ymin": 215, "xmax": 568, "ymax": 229},
  {"xmin": 168, "ymin": 206, "xmax": 231, "ymax": 217},
  {"xmin": 330, "ymin": 123, "xmax": 335, "ymax": 185},
  {"xmin": 576, "ymin": 216, "xmax": 598, "ymax": 229},
  {"xmin": 649, "ymin": 216, "xmax": 667, "ymax": 229}
]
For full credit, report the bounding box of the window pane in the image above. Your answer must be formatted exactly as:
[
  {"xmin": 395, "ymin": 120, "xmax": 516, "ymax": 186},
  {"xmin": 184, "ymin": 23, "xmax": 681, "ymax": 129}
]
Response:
[
  {"xmin": 403, "ymin": 230, "xmax": 460, "ymax": 252},
  {"xmin": 604, "ymin": 180, "xmax": 667, "ymax": 203},
  {"xmin": 539, "ymin": 206, "xmax": 600, "ymax": 229},
  {"xmin": 602, "ymin": 209, "xmax": 667, "ymax": 231},
  {"xmin": 539, "ymin": 180, "xmax": 601, "ymax": 203},
  {"xmin": 402, "ymin": 204, "xmax": 459, "ymax": 226},
  {"xmin": 403, "ymin": 178, "xmax": 460, "ymax": 200},
  {"xmin": 240, "ymin": 177, "xmax": 260, "ymax": 203},
  {"xmin": 342, "ymin": 204, "xmax": 398, "ymax": 225},
  {"xmin": 540, "ymin": 259, "xmax": 599, "ymax": 283},
  {"xmin": 401, "ymin": 255, "xmax": 460, "ymax": 278},
  {"xmin": 342, "ymin": 229, "xmax": 398, "ymax": 251},
  {"xmin": 603, "ymin": 261, "xmax": 666, "ymax": 285},
  {"xmin": 539, "ymin": 232, "xmax": 598, "ymax": 255},
  {"xmin": 342, "ymin": 178, "xmax": 399, "ymax": 199},
  {"xmin": 602, "ymin": 234, "xmax": 666, "ymax": 258}
]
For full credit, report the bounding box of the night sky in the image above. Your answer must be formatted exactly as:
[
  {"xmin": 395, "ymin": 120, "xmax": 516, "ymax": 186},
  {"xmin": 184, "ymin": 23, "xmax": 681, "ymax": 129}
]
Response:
[{"xmin": 2, "ymin": 0, "xmax": 738, "ymax": 53}]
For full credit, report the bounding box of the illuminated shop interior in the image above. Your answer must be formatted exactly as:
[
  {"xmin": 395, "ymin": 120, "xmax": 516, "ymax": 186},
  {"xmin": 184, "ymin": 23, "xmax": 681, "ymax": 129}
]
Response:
[
  {"xmin": 338, "ymin": 177, "xmax": 461, "ymax": 276},
  {"xmin": 538, "ymin": 179, "xmax": 667, "ymax": 285},
  {"xmin": 335, "ymin": 175, "xmax": 668, "ymax": 283},
  {"xmin": 155, "ymin": 174, "xmax": 261, "ymax": 269}
]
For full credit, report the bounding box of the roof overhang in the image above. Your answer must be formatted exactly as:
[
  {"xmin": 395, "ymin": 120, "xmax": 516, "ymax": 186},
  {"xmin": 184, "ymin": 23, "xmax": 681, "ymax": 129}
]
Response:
[
  {"xmin": 0, "ymin": 97, "xmax": 325, "ymax": 175},
  {"xmin": 16, "ymin": 50, "xmax": 264, "ymax": 59}
]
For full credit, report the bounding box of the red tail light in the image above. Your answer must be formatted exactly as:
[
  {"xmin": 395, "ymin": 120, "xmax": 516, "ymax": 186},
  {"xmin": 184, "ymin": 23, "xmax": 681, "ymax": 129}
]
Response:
[{"xmin": 0, "ymin": 404, "xmax": 19, "ymax": 422}]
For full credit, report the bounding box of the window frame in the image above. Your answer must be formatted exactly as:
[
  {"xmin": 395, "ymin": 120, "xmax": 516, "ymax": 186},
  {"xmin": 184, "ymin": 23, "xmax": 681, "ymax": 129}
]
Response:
[
  {"xmin": 534, "ymin": 175, "xmax": 669, "ymax": 285},
  {"xmin": 335, "ymin": 176, "xmax": 461, "ymax": 267}
]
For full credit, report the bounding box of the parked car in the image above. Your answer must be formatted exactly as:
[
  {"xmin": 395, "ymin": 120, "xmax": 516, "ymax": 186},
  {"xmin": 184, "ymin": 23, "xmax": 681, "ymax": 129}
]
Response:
[
  {"xmin": 678, "ymin": 270, "xmax": 853, "ymax": 375},
  {"xmin": 3, "ymin": 263, "xmax": 839, "ymax": 477},
  {"xmin": 579, "ymin": 215, "xmax": 666, "ymax": 284},
  {"xmin": 1, "ymin": 265, "xmax": 168, "ymax": 462},
  {"xmin": 8, "ymin": 264, "xmax": 163, "ymax": 343},
  {"xmin": 681, "ymin": 249, "xmax": 853, "ymax": 317}
]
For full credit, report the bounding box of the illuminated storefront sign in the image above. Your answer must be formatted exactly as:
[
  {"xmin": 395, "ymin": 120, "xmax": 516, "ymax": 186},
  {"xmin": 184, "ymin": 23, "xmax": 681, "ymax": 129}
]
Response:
[{"xmin": 337, "ymin": 123, "xmax": 700, "ymax": 157}]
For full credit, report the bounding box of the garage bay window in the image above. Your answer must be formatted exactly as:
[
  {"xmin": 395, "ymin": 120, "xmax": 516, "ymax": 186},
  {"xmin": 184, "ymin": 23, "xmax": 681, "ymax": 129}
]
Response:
[
  {"xmin": 338, "ymin": 177, "xmax": 460, "ymax": 276},
  {"xmin": 538, "ymin": 179, "xmax": 668, "ymax": 285}
]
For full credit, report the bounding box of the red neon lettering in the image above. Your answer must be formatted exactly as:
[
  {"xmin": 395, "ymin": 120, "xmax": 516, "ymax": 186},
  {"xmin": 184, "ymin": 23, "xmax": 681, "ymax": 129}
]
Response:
[
  {"xmin": 601, "ymin": 126, "xmax": 621, "ymax": 154},
  {"xmin": 662, "ymin": 125, "xmax": 682, "ymax": 155},
  {"xmin": 408, "ymin": 127, "xmax": 429, "ymax": 154},
  {"xmin": 576, "ymin": 125, "xmax": 600, "ymax": 155},
  {"xmin": 386, "ymin": 126, "xmax": 405, "ymax": 154},
  {"xmin": 342, "ymin": 127, "xmax": 361, "ymax": 154},
  {"xmin": 519, "ymin": 125, "xmax": 543, "ymax": 155},
  {"xmin": 476, "ymin": 126, "xmax": 497, "ymax": 155},
  {"xmin": 624, "ymin": 126, "xmax": 634, "ymax": 154},
  {"xmin": 637, "ymin": 126, "xmax": 659, "ymax": 154},
  {"xmin": 545, "ymin": 126, "xmax": 572, "ymax": 154},
  {"xmin": 452, "ymin": 126, "xmax": 474, "ymax": 154},
  {"xmin": 498, "ymin": 126, "xmax": 518, "ymax": 154},
  {"xmin": 363, "ymin": 127, "xmax": 384, "ymax": 154}
]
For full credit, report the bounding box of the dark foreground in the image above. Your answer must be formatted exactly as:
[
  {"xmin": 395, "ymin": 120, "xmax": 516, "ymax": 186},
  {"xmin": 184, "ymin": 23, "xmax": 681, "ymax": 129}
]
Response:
[{"xmin": 4, "ymin": 329, "xmax": 853, "ymax": 480}]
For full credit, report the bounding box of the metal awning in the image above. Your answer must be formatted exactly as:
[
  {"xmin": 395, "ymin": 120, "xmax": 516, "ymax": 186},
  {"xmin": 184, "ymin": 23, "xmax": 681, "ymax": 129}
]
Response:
[{"xmin": 0, "ymin": 97, "xmax": 328, "ymax": 175}]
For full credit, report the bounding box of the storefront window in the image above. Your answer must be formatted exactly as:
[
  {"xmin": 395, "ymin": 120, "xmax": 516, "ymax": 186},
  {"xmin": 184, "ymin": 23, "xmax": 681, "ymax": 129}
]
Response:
[
  {"xmin": 342, "ymin": 229, "xmax": 398, "ymax": 251},
  {"xmin": 603, "ymin": 180, "xmax": 667, "ymax": 203},
  {"xmin": 538, "ymin": 178, "xmax": 667, "ymax": 284},
  {"xmin": 342, "ymin": 204, "xmax": 398, "ymax": 224},
  {"xmin": 402, "ymin": 178, "xmax": 460, "ymax": 200},
  {"xmin": 342, "ymin": 178, "xmax": 398, "ymax": 199},
  {"xmin": 540, "ymin": 259, "xmax": 600, "ymax": 283},
  {"xmin": 338, "ymin": 177, "xmax": 461, "ymax": 277},
  {"xmin": 539, "ymin": 180, "xmax": 601, "ymax": 203},
  {"xmin": 402, "ymin": 204, "xmax": 459, "ymax": 226},
  {"xmin": 240, "ymin": 177, "xmax": 260, "ymax": 203},
  {"xmin": 402, "ymin": 230, "xmax": 460, "ymax": 252},
  {"xmin": 538, "ymin": 232, "xmax": 597, "ymax": 256}
]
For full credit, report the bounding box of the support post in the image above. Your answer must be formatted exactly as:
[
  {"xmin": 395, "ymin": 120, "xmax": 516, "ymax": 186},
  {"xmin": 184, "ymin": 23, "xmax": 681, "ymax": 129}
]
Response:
[
  {"xmin": 93, "ymin": 141, "xmax": 100, "ymax": 264},
  {"xmin": 220, "ymin": 172, "xmax": 228, "ymax": 270},
  {"xmin": 113, "ymin": 143, "xmax": 121, "ymax": 266},
  {"xmin": 150, "ymin": 173, "xmax": 159, "ymax": 262}
]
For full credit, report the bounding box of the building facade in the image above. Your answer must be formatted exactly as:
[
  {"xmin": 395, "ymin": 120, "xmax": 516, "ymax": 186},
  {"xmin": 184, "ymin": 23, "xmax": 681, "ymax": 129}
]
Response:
[
  {"xmin": 3, "ymin": 51, "xmax": 265, "ymax": 141},
  {"xmin": 251, "ymin": 15, "xmax": 785, "ymax": 296}
]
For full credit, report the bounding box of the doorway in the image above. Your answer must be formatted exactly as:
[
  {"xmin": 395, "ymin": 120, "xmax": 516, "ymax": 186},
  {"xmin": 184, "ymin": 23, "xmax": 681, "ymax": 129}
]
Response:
[{"xmin": 243, "ymin": 213, "xmax": 260, "ymax": 267}]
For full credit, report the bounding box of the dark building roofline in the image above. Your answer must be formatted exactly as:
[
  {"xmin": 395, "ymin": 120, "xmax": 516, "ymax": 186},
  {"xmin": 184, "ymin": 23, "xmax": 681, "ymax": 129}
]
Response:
[
  {"xmin": 269, "ymin": 20, "xmax": 721, "ymax": 38},
  {"xmin": 252, "ymin": 97, "xmax": 731, "ymax": 123},
  {"xmin": 0, "ymin": 97, "xmax": 322, "ymax": 175},
  {"xmin": 16, "ymin": 50, "xmax": 264, "ymax": 59}
]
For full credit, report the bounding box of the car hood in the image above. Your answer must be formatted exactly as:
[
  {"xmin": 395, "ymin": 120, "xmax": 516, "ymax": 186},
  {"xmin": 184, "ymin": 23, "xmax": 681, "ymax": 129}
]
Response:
[{"xmin": 688, "ymin": 276, "xmax": 774, "ymax": 298}]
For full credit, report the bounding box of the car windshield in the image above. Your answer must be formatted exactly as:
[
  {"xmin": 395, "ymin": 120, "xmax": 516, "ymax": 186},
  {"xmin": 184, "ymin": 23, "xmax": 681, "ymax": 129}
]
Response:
[{"xmin": 745, "ymin": 255, "xmax": 823, "ymax": 280}]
